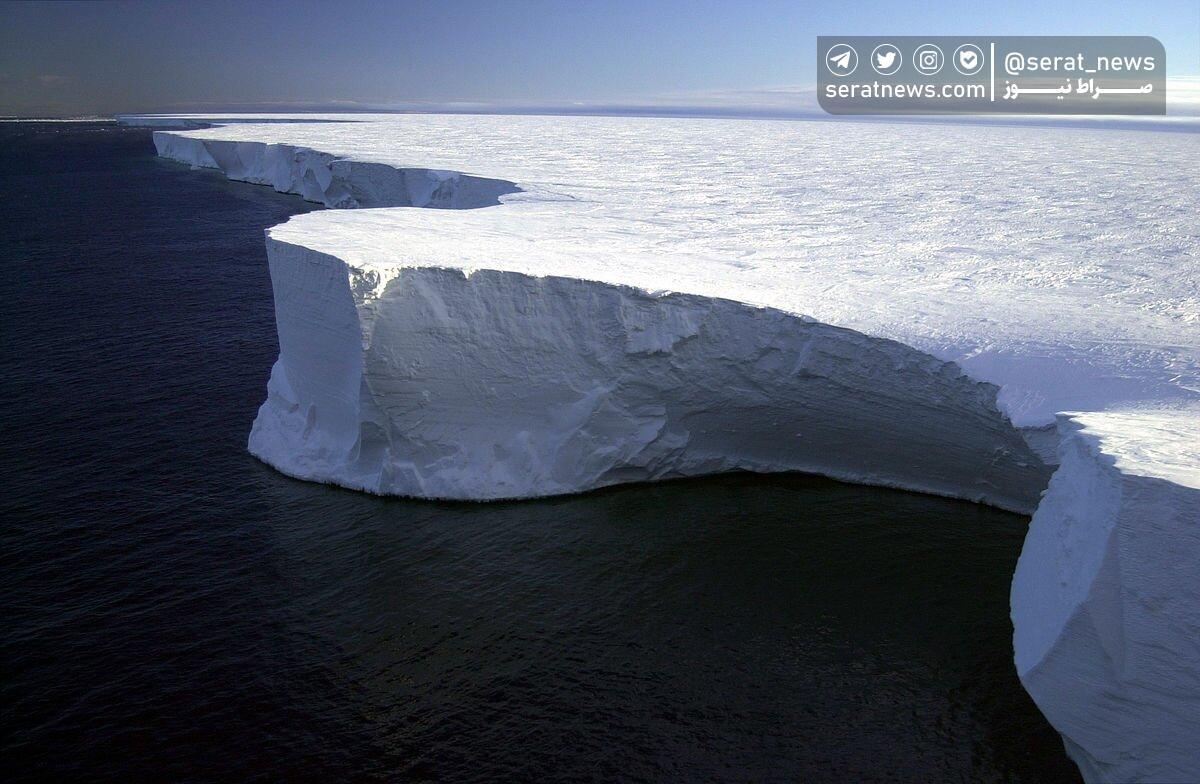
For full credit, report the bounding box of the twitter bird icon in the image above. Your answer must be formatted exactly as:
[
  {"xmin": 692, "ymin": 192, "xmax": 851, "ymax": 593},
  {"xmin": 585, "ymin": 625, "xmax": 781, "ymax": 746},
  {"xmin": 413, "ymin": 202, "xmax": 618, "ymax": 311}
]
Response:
[{"xmin": 871, "ymin": 45, "xmax": 902, "ymax": 75}]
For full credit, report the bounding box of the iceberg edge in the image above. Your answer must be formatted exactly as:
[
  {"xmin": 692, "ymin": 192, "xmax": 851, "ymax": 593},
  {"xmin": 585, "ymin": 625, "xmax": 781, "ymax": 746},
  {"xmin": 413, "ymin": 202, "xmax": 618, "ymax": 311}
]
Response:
[{"xmin": 144, "ymin": 119, "xmax": 1199, "ymax": 784}]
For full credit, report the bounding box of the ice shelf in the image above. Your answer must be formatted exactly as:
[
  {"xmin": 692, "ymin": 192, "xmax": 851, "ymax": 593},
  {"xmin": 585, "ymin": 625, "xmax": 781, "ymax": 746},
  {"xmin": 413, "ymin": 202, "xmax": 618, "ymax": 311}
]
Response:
[{"xmin": 124, "ymin": 112, "xmax": 1198, "ymax": 783}]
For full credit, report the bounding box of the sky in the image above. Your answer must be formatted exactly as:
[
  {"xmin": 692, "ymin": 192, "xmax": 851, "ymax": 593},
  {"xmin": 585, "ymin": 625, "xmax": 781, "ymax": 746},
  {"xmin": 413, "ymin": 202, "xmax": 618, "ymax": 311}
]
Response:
[{"xmin": 1, "ymin": 0, "xmax": 1198, "ymax": 116}]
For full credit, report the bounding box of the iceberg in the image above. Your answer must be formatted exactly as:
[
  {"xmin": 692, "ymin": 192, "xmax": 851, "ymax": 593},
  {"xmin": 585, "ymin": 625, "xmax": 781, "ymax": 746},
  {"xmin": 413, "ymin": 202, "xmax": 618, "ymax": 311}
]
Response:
[
  {"xmin": 252, "ymin": 236, "xmax": 1047, "ymax": 509},
  {"xmin": 1013, "ymin": 409, "xmax": 1200, "ymax": 783},
  {"xmin": 123, "ymin": 112, "xmax": 1199, "ymax": 782}
]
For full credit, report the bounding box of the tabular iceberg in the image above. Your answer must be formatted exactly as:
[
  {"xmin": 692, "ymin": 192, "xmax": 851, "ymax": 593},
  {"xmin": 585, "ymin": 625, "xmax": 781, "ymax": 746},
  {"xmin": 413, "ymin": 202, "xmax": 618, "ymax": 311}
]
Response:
[
  {"xmin": 252, "ymin": 238, "xmax": 1047, "ymax": 510},
  {"xmin": 1013, "ymin": 410, "xmax": 1200, "ymax": 783},
  {"xmin": 126, "ymin": 112, "xmax": 1199, "ymax": 783}
]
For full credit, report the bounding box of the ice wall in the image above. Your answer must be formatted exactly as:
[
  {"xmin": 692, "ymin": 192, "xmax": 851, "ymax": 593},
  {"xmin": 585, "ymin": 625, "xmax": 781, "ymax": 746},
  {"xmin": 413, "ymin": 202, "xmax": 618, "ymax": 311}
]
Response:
[
  {"xmin": 1013, "ymin": 410, "xmax": 1200, "ymax": 783},
  {"xmin": 250, "ymin": 237, "xmax": 1049, "ymax": 511},
  {"xmin": 152, "ymin": 131, "xmax": 519, "ymax": 209}
]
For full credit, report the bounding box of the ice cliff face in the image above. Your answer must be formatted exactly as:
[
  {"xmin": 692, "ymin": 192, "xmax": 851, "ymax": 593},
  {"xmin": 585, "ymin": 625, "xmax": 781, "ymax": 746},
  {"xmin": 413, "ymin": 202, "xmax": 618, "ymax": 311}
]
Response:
[
  {"xmin": 152, "ymin": 131, "xmax": 519, "ymax": 209},
  {"xmin": 1013, "ymin": 410, "xmax": 1200, "ymax": 783},
  {"xmin": 137, "ymin": 113, "xmax": 1199, "ymax": 783},
  {"xmin": 250, "ymin": 238, "xmax": 1048, "ymax": 510}
]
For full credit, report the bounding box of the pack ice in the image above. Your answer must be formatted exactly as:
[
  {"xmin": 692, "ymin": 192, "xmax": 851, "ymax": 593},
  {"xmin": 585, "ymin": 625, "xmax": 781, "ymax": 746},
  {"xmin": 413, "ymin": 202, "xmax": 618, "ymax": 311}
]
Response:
[{"xmin": 127, "ymin": 112, "xmax": 1199, "ymax": 782}]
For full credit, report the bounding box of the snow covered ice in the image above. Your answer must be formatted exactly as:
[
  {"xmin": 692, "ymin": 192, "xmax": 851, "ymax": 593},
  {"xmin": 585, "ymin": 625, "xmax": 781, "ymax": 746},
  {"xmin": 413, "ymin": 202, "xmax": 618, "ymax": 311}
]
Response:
[
  {"xmin": 126, "ymin": 112, "xmax": 1199, "ymax": 782},
  {"xmin": 1013, "ymin": 409, "xmax": 1199, "ymax": 782}
]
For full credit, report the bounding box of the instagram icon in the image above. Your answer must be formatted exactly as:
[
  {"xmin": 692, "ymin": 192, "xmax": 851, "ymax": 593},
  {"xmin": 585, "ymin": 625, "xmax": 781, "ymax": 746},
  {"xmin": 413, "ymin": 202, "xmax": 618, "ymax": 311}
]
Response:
[{"xmin": 913, "ymin": 44, "xmax": 944, "ymax": 75}]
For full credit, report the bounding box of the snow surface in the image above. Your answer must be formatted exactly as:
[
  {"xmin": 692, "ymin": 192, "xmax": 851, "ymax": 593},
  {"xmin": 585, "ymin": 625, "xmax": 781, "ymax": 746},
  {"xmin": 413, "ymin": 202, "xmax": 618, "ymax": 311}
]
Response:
[
  {"xmin": 136, "ymin": 113, "xmax": 1199, "ymax": 429},
  {"xmin": 128, "ymin": 112, "xmax": 1198, "ymax": 782}
]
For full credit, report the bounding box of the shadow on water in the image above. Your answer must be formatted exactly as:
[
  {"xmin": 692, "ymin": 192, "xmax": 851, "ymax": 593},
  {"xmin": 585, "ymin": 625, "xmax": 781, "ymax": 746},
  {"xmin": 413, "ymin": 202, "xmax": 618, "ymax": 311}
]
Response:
[{"xmin": 0, "ymin": 122, "xmax": 1078, "ymax": 782}]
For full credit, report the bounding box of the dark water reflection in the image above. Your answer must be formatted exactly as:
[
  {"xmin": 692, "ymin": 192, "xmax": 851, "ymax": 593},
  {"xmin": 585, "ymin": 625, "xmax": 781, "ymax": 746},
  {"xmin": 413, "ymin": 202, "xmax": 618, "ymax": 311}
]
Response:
[{"xmin": 0, "ymin": 123, "xmax": 1077, "ymax": 782}]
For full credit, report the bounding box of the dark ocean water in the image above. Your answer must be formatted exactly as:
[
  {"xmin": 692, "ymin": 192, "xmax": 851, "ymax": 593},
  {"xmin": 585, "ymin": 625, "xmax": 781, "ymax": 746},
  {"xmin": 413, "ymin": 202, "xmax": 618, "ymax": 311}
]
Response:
[{"xmin": 0, "ymin": 122, "xmax": 1078, "ymax": 783}]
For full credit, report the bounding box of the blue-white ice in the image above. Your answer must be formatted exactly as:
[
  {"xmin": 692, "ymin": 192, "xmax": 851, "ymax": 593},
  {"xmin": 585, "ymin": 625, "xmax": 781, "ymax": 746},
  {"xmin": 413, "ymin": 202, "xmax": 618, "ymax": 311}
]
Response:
[
  {"xmin": 138, "ymin": 114, "xmax": 1198, "ymax": 426},
  {"xmin": 127, "ymin": 112, "xmax": 1198, "ymax": 783}
]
